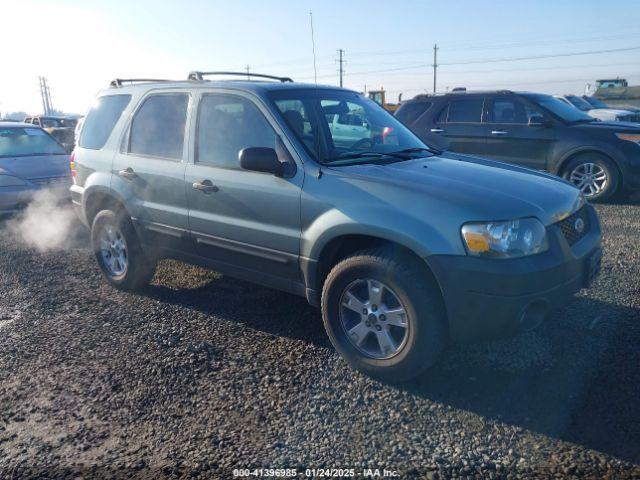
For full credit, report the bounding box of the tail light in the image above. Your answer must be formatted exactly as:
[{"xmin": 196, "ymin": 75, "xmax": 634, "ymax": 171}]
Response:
[{"xmin": 69, "ymin": 150, "xmax": 76, "ymax": 182}]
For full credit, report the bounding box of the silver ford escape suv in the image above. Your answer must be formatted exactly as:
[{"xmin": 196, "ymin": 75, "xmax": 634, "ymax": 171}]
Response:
[{"xmin": 70, "ymin": 72, "xmax": 602, "ymax": 382}]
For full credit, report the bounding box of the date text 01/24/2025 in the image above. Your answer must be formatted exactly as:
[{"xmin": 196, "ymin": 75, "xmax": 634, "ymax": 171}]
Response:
[{"xmin": 233, "ymin": 468, "xmax": 400, "ymax": 478}]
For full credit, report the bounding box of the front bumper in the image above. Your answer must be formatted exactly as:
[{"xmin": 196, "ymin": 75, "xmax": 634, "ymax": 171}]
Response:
[
  {"xmin": 426, "ymin": 204, "xmax": 602, "ymax": 342},
  {"xmin": 0, "ymin": 182, "xmax": 72, "ymax": 214}
]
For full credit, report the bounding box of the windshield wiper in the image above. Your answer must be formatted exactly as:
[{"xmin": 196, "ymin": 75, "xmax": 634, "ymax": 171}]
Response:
[
  {"xmin": 391, "ymin": 146, "xmax": 442, "ymax": 155},
  {"xmin": 326, "ymin": 150, "xmax": 413, "ymax": 163}
]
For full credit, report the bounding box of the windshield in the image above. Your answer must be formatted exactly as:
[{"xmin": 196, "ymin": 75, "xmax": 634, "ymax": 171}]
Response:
[
  {"xmin": 523, "ymin": 93, "xmax": 594, "ymax": 123},
  {"xmin": 583, "ymin": 96, "xmax": 608, "ymax": 108},
  {"xmin": 0, "ymin": 127, "xmax": 67, "ymax": 157},
  {"xmin": 565, "ymin": 95, "xmax": 593, "ymax": 111},
  {"xmin": 40, "ymin": 118, "xmax": 78, "ymax": 128},
  {"xmin": 269, "ymin": 89, "xmax": 430, "ymax": 165}
]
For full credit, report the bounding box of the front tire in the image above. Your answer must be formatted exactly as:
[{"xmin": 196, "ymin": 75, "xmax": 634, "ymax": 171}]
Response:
[
  {"xmin": 91, "ymin": 210, "xmax": 156, "ymax": 291},
  {"xmin": 321, "ymin": 250, "xmax": 447, "ymax": 382},
  {"xmin": 563, "ymin": 153, "xmax": 619, "ymax": 202}
]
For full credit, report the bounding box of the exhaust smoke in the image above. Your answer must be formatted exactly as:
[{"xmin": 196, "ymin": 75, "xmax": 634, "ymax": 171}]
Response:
[{"xmin": 7, "ymin": 189, "xmax": 79, "ymax": 252}]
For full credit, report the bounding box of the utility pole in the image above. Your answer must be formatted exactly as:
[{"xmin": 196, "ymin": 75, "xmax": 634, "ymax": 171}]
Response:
[
  {"xmin": 337, "ymin": 49, "xmax": 345, "ymax": 87},
  {"xmin": 38, "ymin": 76, "xmax": 53, "ymax": 115},
  {"xmin": 245, "ymin": 64, "xmax": 251, "ymax": 80},
  {"xmin": 432, "ymin": 44, "xmax": 438, "ymax": 94}
]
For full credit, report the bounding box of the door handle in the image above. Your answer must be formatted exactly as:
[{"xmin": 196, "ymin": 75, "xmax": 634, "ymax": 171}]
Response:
[
  {"xmin": 491, "ymin": 130, "xmax": 508, "ymax": 135},
  {"xmin": 430, "ymin": 128, "xmax": 444, "ymax": 133},
  {"xmin": 192, "ymin": 179, "xmax": 218, "ymax": 194},
  {"xmin": 118, "ymin": 167, "xmax": 137, "ymax": 180}
]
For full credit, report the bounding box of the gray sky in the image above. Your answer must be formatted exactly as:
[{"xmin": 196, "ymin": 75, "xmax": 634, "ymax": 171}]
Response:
[{"xmin": 2, "ymin": 0, "xmax": 639, "ymax": 115}]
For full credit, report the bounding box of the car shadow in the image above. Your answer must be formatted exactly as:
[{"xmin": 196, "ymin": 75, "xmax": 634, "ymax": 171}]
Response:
[
  {"xmin": 143, "ymin": 269, "xmax": 330, "ymax": 349},
  {"xmin": 607, "ymin": 191, "xmax": 640, "ymax": 206},
  {"xmin": 141, "ymin": 272, "xmax": 639, "ymax": 464},
  {"xmin": 400, "ymin": 296, "xmax": 640, "ymax": 464}
]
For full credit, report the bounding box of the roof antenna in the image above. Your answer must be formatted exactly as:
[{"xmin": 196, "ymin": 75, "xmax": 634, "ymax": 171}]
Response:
[{"xmin": 309, "ymin": 11, "xmax": 317, "ymax": 85}]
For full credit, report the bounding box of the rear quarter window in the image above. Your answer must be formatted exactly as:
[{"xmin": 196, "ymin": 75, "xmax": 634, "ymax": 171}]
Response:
[
  {"xmin": 79, "ymin": 95, "xmax": 131, "ymax": 150},
  {"xmin": 395, "ymin": 102, "xmax": 432, "ymax": 125}
]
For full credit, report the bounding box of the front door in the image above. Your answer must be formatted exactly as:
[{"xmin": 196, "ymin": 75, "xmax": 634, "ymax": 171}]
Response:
[
  {"xmin": 111, "ymin": 91, "xmax": 192, "ymax": 250},
  {"xmin": 185, "ymin": 92, "xmax": 303, "ymax": 285},
  {"xmin": 484, "ymin": 96, "xmax": 556, "ymax": 170}
]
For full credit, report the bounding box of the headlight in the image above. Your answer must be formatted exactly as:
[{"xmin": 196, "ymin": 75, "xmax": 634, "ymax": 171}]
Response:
[
  {"xmin": 461, "ymin": 218, "xmax": 548, "ymax": 258},
  {"xmin": 0, "ymin": 175, "xmax": 26, "ymax": 187},
  {"xmin": 616, "ymin": 133, "xmax": 640, "ymax": 145}
]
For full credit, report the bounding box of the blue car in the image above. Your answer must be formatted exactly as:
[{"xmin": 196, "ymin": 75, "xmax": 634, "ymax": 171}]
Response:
[{"xmin": 0, "ymin": 122, "xmax": 71, "ymax": 214}]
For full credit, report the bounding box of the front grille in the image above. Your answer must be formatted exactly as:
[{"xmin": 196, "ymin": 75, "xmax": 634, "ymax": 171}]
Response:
[
  {"xmin": 620, "ymin": 114, "xmax": 640, "ymax": 123},
  {"xmin": 557, "ymin": 206, "xmax": 590, "ymax": 246}
]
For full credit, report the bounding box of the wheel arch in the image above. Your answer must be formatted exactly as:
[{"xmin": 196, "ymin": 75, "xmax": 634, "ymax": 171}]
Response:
[
  {"xmin": 83, "ymin": 186, "xmax": 132, "ymax": 227},
  {"xmin": 308, "ymin": 234, "xmax": 446, "ymax": 314},
  {"xmin": 554, "ymin": 147, "xmax": 623, "ymax": 178}
]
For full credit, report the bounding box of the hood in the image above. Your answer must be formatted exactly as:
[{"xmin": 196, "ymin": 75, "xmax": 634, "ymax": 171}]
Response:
[
  {"xmin": 573, "ymin": 120, "xmax": 640, "ymax": 132},
  {"xmin": 0, "ymin": 154, "xmax": 71, "ymax": 181},
  {"xmin": 588, "ymin": 108, "xmax": 634, "ymax": 120},
  {"xmin": 332, "ymin": 153, "xmax": 583, "ymax": 226}
]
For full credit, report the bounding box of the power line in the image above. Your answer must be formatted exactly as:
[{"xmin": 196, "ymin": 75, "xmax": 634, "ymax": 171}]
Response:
[
  {"xmin": 389, "ymin": 74, "xmax": 640, "ymax": 95},
  {"xmin": 249, "ymin": 31, "xmax": 640, "ymax": 75},
  {"xmin": 344, "ymin": 31, "xmax": 640, "ymax": 59},
  {"xmin": 441, "ymin": 45, "xmax": 640, "ymax": 66},
  {"xmin": 297, "ymin": 45, "xmax": 640, "ymax": 80}
]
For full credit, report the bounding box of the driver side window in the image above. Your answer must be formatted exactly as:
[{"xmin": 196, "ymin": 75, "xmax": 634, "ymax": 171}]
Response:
[{"xmin": 197, "ymin": 94, "xmax": 277, "ymax": 169}]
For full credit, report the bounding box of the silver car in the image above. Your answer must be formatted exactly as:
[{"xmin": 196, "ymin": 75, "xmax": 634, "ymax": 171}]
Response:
[{"xmin": 0, "ymin": 122, "xmax": 71, "ymax": 214}]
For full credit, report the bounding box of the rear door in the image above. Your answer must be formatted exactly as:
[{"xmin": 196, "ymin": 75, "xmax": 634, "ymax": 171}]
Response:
[
  {"xmin": 184, "ymin": 91, "xmax": 303, "ymax": 286},
  {"xmin": 429, "ymin": 96, "xmax": 488, "ymax": 155},
  {"xmin": 484, "ymin": 95, "xmax": 555, "ymax": 170},
  {"xmin": 111, "ymin": 90, "xmax": 192, "ymax": 251}
]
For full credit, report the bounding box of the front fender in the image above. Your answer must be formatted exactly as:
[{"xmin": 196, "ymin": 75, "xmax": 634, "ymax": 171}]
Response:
[{"xmin": 301, "ymin": 205, "xmax": 462, "ymax": 261}]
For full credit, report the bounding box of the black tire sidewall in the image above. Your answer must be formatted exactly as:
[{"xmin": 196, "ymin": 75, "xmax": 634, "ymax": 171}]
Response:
[
  {"xmin": 322, "ymin": 253, "xmax": 446, "ymax": 381},
  {"xmin": 563, "ymin": 154, "xmax": 619, "ymax": 202}
]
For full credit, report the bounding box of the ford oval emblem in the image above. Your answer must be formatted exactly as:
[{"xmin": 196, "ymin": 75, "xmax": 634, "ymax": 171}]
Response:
[{"xmin": 574, "ymin": 217, "xmax": 585, "ymax": 234}]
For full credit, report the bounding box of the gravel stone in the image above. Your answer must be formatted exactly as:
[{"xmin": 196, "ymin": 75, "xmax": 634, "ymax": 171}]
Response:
[{"xmin": 0, "ymin": 196, "xmax": 638, "ymax": 478}]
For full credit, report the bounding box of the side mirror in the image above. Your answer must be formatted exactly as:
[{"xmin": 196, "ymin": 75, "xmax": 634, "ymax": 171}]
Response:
[
  {"xmin": 239, "ymin": 147, "xmax": 284, "ymax": 176},
  {"xmin": 528, "ymin": 115, "xmax": 550, "ymax": 127}
]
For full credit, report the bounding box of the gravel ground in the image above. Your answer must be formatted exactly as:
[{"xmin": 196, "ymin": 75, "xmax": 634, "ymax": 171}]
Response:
[{"xmin": 0, "ymin": 196, "xmax": 638, "ymax": 479}]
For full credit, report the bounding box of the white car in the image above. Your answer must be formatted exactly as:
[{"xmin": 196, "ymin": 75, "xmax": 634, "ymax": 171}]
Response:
[{"xmin": 556, "ymin": 94, "xmax": 638, "ymax": 123}]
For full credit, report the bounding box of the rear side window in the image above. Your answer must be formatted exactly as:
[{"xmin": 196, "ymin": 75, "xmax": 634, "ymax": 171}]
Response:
[
  {"xmin": 396, "ymin": 102, "xmax": 432, "ymax": 124},
  {"xmin": 79, "ymin": 95, "xmax": 131, "ymax": 150},
  {"xmin": 447, "ymin": 98, "xmax": 484, "ymax": 123},
  {"xmin": 129, "ymin": 94, "xmax": 189, "ymax": 160}
]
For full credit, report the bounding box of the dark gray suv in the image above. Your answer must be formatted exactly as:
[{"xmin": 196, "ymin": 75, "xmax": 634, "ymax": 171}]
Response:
[
  {"xmin": 71, "ymin": 73, "xmax": 602, "ymax": 381},
  {"xmin": 395, "ymin": 90, "xmax": 640, "ymax": 201}
]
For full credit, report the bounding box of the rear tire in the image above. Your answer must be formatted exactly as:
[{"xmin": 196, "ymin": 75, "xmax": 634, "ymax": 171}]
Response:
[
  {"xmin": 91, "ymin": 210, "xmax": 156, "ymax": 291},
  {"xmin": 562, "ymin": 153, "xmax": 619, "ymax": 202},
  {"xmin": 321, "ymin": 249, "xmax": 447, "ymax": 383}
]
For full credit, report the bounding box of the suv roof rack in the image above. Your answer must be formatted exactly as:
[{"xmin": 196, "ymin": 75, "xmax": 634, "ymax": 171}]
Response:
[
  {"xmin": 188, "ymin": 71, "xmax": 293, "ymax": 83},
  {"xmin": 110, "ymin": 78, "xmax": 173, "ymax": 88}
]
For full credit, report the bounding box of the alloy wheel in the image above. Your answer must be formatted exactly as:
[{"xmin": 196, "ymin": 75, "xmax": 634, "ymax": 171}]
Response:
[
  {"xmin": 569, "ymin": 162, "xmax": 608, "ymax": 197},
  {"xmin": 339, "ymin": 278, "xmax": 410, "ymax": 359},
  {"xmin": 98, "ymin": 224, "xmax": 128, "ymax": 277}
]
